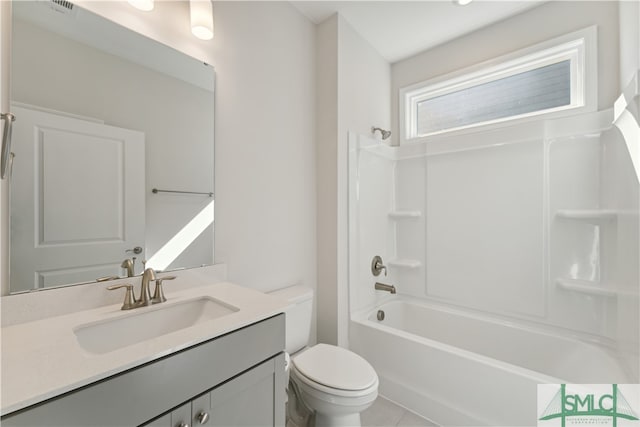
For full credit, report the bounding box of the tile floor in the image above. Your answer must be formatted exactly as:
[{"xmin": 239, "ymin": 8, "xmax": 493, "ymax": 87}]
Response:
[{"xmin": 361, "ymin": 396, "xmax": 437, "ymax": 427}]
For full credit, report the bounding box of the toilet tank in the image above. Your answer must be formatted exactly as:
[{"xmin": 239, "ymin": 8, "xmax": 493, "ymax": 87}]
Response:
[{"xmin": 268, "ymin": 285, "xmax": 313, "ymax": 354}]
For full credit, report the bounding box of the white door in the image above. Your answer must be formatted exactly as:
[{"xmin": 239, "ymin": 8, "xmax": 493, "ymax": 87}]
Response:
[{"xmin": 10, "ymin": 106, "xmax": 145, "ymax": 290}]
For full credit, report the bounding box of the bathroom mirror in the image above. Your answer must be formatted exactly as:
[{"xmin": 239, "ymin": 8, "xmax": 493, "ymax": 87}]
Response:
[{"xmin": 9, "ymin": 1, "xmax": 215, "ymax": 293}]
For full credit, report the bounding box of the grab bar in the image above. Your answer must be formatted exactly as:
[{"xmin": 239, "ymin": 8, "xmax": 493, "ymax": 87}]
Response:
[
  {"xmin": 1, "ymin": 112, "xmax": 15, "ymax": 179},
  {"xmin": 152, "ymin": 188, "xmax": 213, "ymax": 197}
]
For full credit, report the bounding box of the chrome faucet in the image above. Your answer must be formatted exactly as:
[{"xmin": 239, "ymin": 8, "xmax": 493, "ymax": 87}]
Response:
[{"xmin": 374, "ymin": 282, "xmax": 396, "ymax": 294}]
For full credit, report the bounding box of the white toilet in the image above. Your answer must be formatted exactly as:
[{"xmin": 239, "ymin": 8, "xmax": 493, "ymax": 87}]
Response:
[{"xmin": 269, "ymin": 285, "xmax": 378, "ymax": 427}]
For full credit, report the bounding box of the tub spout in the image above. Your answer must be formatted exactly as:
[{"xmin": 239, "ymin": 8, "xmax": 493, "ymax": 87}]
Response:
[{"xmin": 374, "ymin": 282, "xmax": 396, "ymax": 294}]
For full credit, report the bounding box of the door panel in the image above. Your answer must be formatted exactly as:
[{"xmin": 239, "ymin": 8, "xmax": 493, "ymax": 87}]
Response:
[
  {"xmin": 39, "ymin": 127, "xmax": 125, "ymax": 243},
  {"xmin": 10, "ymin": 106, "xmax": 145, "ymax": 290}
]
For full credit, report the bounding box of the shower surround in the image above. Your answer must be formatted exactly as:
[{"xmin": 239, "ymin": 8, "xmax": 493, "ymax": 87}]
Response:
[{"xmin": 347, "ymin": 108, "xmax": 639, "ymax": 425}]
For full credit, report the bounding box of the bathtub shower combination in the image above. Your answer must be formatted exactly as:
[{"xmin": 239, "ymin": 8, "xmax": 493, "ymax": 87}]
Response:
[{"xmin": 347, "ymin": 107, "xmax": 639, "ymax": 425}]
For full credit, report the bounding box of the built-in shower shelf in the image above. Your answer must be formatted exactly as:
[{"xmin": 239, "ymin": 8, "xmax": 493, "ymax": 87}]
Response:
[
  {"xmin": 388, "ymin": 210, "xmax": 422, "ymax": 219},
  {"xmin": 556, "ymin": 278, "xmax": 616, "ymax": 297},
  {"xmin": 388, "ymin": 259, "xmax": 421, "ymax": 269},
  {"xmin": 555, "ymin": 209, "xmax": 618, "ymax": 223}
]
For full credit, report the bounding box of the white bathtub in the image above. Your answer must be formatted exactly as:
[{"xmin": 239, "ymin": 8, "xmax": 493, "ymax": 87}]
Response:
[{"xmin": 350, "ymin": 298, "xmax": 637, "ymax": 426}]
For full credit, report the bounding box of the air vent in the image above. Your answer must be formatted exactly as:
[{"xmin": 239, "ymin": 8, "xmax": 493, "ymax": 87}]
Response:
[
  {"xmin": 47, "ymin": 0, "xmax": 75, "ymax": 14},
  {"xmin": 52, "ymin": 0, "xmax": 73, "ymax": 9}
]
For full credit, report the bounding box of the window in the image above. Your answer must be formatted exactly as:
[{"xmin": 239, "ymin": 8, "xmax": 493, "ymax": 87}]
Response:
[{"xmin": 401, "ymin": 27, "xmax": 596, "ymax": 140}]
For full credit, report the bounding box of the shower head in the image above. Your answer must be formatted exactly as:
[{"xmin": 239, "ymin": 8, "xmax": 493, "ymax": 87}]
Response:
[{"xmin": 371, "ymin": 126, "xmax": 392, "ymax": 140}]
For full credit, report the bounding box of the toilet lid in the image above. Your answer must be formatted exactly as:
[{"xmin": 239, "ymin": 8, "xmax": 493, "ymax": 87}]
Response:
[{"xmin": 292, "ymin": 344, "xmax": 377, "ymax": 391}]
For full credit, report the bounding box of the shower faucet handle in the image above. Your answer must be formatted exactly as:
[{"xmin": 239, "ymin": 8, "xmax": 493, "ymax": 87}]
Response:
[{"xmin": 371, "ymin": 255, "xmax": 387, "ymax": 276}]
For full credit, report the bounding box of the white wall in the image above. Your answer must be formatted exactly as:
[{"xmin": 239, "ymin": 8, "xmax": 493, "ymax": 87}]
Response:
[
  {"xmin": 316, "ymin": 14, "xmax": 390, "ymax": 345},
  {"xmin": 316, "ymin": 15, "xmax": 339, "ymax": 345},
  {"xmin": 209, "ymin": 2, "xmax": 317, "ymax": 310},
  {"xmin": 619, "ymin": 0, "xmax": 640, "ymax": 88},
  {"xmin": 391, "ymin": 1, "xmax": 620, "ymax": 141}
]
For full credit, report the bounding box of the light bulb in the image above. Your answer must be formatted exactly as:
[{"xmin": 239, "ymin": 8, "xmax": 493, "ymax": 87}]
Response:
[{"xmin": 190, "ymin": 0, "xmax": 214, "ymax": 40}]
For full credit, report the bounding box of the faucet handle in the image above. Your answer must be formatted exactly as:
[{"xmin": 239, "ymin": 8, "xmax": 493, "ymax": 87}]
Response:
[
  {"xmin": 107, "ymin": 283, "xmax": 137, "ymax": 310},
  {"xmin": 96, "ymin": 275, "xmax": 120, "ymax": 282},
  {"xmin": 151, "ymin": 276, "xmax": 177, "ymax": 304},
  {"xmin": 371, "ymin": 255, "xmax": 387, "ymax": 276}
]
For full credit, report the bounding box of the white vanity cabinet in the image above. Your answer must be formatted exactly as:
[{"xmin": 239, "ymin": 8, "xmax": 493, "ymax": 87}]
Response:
[{"xmin": 1, "ymin": 314, "xmax": 286, "ymax": 427}]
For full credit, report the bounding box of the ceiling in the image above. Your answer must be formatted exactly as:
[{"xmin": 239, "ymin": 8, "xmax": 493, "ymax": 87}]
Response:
[{"xmin": 290, "ymin": 1, "xmax": 545, "ymax": 63}]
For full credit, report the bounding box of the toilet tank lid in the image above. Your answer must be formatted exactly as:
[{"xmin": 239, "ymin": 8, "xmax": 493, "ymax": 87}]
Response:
[{"xmin": 268, "ymin": 285, "xmax": 313, "ymax": 303}]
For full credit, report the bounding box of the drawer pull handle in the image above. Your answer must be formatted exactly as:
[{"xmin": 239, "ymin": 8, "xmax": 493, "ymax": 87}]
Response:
[{"xmin": 197, "ymin": 411, "xmax": 210, "ymax": 424}]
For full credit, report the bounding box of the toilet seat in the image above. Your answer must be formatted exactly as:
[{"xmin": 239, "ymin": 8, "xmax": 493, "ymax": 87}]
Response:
[
  {"xmin": 291, "ymin": 344, "xmax": 378, "ymax": 398},
  {"xmin": 291, "ymin": 365, "xmax": 379, "ymax": 400}
]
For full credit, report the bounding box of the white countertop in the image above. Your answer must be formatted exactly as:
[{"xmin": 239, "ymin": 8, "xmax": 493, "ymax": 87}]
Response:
[{"xmin": 1, "ymin": 282, "xmax": 288, "ymax": 415}]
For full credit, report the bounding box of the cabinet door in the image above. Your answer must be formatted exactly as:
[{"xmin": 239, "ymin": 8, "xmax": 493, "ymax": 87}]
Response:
[
  {"xmin": 190, "ymin": 393, "xmax": 210, "ymax": 427},
  {"xmin": 207, "ymin": 356, "xmax": 283, "ymax": 427}
]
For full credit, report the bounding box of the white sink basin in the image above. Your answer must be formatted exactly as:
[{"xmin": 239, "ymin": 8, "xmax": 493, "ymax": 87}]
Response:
[{"xmin": 74, "ymin": 297, "xmax": 239, "ymax": 354}]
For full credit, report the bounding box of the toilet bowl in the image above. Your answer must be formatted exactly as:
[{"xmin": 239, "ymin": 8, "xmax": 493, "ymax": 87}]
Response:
[
  {"xmin": 268, "ymin": 286, "xmax": 379, "ymax": 427},
  {"xmin": 290, "ymin": 344, "xmax": 378, "ymax": 427}
]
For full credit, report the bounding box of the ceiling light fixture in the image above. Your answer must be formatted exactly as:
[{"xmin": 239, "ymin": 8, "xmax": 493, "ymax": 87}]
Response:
[
  {"xmin": 127, "ymin": 0, "xmax": 154, "ymax": 12},
  {"xmin": 190, "ymin": 0, "xmax": 214, "ymax": 40},
  {"xmin": 453, "ymin": 0, "xmax": 473, "ymax": 5}
]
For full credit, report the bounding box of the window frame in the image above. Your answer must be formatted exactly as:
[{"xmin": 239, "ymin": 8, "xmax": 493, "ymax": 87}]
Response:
[{"xmin": 400, "ymin": 26, "xmax": 598, "ymax": 142}]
